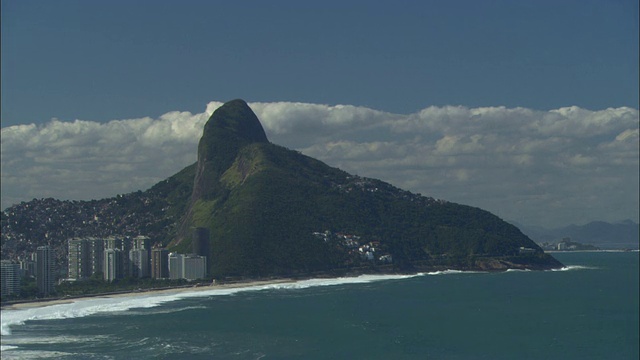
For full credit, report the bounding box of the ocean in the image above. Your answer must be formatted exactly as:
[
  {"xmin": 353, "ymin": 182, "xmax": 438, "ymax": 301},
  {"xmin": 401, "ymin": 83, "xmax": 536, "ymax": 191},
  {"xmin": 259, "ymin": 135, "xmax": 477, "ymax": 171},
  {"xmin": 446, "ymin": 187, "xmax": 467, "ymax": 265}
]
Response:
[{"xmin": 1, "ymin": 251, "xmax": 638, "ymax": 359}]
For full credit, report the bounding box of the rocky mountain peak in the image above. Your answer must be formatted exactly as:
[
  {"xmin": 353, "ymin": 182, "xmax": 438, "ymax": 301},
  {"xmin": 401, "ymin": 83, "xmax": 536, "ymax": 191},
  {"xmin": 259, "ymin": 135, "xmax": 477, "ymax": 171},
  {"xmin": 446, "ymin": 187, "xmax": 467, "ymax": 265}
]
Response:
[
  {"xmin": 202, "ymin": 99, "xmax": 268, "ymax": 145},
  {"xmin": 191, "ymin": 99, "xmax": 268, "ymax": 200}
]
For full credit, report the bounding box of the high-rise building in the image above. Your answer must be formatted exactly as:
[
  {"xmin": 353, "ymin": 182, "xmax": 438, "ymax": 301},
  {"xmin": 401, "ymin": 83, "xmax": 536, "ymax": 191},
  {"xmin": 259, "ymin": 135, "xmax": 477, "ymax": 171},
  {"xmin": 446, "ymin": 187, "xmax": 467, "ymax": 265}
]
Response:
[
  {"xmin": 103, "ymin": 236, "xmax": 123, "ymax": 250},
  {"xmin": 133, "ymin": 235, "xmax": 151, "ymax": 251},
  {"xmin": 168, "ymin": 253, "xmax": 207, "ymax": 280},
  {"xmin": 192, "ymin": 228, "xmax": 210, "ymax": 256},
  {"xmin": 67, "ymin": 237, "xmax": 106, "ymax": 280},
  {"xmin": 36, "ymin": 245, "xmax": 55, "ymax": 296},
  {"xmin": 168, "ymin": 252, "xmax": 183, "ymax": 280},
  {"xmin": 121, "ymin": 237, "xmax": 133, "ymax": 278},
  {"xmin": 1, "ymin": 260, "xmax": 21, "ymax": 298},
  {"xmin": 88, "ymin": 237, "xmax": 105, "ymax": 278},
  {"xmin": 68, "ymin": 238, "xmax": 90, "ymax": 280},
  {"xmin": 129, "ymin": 248, "xmax": 150, "ymax": 278},
  {"xmin": 104, "ymin": 248, "xmax": 124, "ymax": 282},
  {"xmin": 192, "ymin": 227, "xmax": 210, "ymax": 277},
  {"xmin": 182, "ymin": 254, "xmax": 207, "ymax": 281},
  {"xmin": 130, "ymin": 236, "xmax": 151, "ymax": 278},
  {"xmin": 151, "ymin": 248, "xmax": 169, "ymax": 279},
  {"xmin": 19, "ymin": 258, "xmax": 36, "ymax": 278},
  {"xmin": 104, "ymin": 236, "xmax": 131, "ymax": 278}
]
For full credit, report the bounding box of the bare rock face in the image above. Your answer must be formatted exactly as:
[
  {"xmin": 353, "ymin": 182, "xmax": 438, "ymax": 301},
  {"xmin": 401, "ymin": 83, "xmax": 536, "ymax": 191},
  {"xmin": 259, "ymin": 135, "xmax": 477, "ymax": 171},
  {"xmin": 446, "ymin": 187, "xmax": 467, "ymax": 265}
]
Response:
[
  {"xmin": 192, "ymin": 99, "xmax": 268, "ymax": 201},
  {"xmin": 176, "ymin": 99, "xmax": 269, "ymax": 244}
]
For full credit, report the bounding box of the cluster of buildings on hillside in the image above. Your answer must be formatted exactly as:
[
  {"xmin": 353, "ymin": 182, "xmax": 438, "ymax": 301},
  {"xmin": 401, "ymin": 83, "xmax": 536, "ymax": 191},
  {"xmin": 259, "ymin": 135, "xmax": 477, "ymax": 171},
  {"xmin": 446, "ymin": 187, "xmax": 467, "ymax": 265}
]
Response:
[
  {"xmin": 312, "ymin": 231, "xmax": 393, "ymax": 263},
  {"xmin": 1, "ymin": 228, "xmax": 213, "ymax": 300}
]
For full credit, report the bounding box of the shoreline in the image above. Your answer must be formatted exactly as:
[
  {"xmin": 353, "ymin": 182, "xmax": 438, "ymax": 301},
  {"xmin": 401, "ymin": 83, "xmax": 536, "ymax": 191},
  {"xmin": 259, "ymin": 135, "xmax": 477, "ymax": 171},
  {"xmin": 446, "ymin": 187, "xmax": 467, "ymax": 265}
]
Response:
[
  {"xmin": 1, "ymin": 255, "xmax": 577, "ymax": 311},
  {"xmin": 1, "ymin": 278, "xmax": 297, "ymax": 311},
  {"xmin": 1, "ymin": 253, "xmax": 579, "ymax": 311}
]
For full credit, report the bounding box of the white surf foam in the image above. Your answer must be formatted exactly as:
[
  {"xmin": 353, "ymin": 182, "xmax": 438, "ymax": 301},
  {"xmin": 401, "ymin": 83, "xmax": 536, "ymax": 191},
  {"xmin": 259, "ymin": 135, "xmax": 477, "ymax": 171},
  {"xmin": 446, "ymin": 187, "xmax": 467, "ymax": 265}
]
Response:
[
  {"xmin": 5, "ymin": 334, "xmax": 110, "ymax": 346},
  {"xmin": 0, "ymin": 292, "xmax": 193, "ymax": 336},
  {"xmin": 258, "ymin": 273, "xmax": 422, "ymax": 291},
  {"xmin": 0, "ymin": 349, "xmax": 76, "ymax": 360},
  {"xmin": 426, "ymin": 269, "xmax": 487, "ymax": 275},
  {"xmin": 126, "ymin": 305, "xmax": 208, "ymax": 316},
  {"xmin": 550, "ymin": 265, "xmax": 597, "ymax": 271},
  {"xmin": 0, "ymin": 274, "xmax": 420, "ymax": 336},
  {"xmin": 0, "ymin": 270, "xmax": 493, "ymax": 336}
]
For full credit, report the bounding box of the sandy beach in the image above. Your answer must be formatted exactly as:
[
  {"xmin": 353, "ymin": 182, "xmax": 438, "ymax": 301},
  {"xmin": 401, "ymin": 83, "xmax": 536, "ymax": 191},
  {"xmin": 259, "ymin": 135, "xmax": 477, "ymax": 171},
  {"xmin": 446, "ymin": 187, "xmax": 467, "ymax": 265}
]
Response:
[{"xmin": 1, "ymin": 278, "xmax": 297, "ymax": 311}]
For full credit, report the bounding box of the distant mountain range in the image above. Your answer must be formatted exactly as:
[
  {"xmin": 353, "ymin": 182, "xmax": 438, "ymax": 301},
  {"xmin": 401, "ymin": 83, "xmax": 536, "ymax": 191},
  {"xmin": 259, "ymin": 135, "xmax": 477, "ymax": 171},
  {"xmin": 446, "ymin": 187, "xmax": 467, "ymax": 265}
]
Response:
[
  {"xmin": 1, "ymin": 99, "xmax": 563, "ymax": 278},
  {"xmin": 511, "ymin": 220, "xmax": 639, "ymax": 249}
]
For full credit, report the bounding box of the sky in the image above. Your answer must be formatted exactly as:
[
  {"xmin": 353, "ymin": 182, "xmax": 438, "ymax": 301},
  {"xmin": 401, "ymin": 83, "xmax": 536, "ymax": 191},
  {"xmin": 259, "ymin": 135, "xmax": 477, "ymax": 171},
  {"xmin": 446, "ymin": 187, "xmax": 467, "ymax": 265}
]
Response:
[{"xmin": 1, "ymin": 0, "xmax": 638, "ymax": 228}]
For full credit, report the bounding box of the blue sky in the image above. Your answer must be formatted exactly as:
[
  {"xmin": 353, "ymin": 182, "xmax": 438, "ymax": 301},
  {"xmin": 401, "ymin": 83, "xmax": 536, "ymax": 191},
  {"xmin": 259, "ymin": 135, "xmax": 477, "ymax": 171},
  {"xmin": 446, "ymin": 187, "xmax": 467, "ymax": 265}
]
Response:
[
  {"xmin": 1, "ymin": 0, "xmax": 638, "ymax": 228},
  {"xmin": 2, "ymin": 0, "xmax": 637, "ymax": 125}
]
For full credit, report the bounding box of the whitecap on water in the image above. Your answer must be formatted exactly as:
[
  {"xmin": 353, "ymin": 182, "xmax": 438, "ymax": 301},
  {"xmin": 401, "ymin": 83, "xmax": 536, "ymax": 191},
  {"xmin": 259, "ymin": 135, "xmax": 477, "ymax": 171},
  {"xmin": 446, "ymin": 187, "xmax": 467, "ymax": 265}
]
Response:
[
  {"xmin": 0, "ymin": 349, "xmax": 78, "ymax": 360},
  {"xmin": 5, "ymin": 334, "xmax": 110, "ymax": 346},
  {"xmin": 550, "ymin": 265, "xmax": 598, "ymax": 271},
  {"xmin": 426, "ymin": 269, "xmax": 487, "ymax": 275}
]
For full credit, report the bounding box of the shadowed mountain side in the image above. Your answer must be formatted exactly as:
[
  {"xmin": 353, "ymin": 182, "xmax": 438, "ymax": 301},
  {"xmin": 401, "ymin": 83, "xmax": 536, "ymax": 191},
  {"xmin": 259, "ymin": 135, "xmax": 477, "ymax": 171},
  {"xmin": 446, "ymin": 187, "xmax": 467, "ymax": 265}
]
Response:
[
  {"xmin": 175, "ymin": 100, "xmax": 269, "ymax": 242},
  {"xmin": 192, "ymin": 99, "xmax": 269, "ymax": 201}
]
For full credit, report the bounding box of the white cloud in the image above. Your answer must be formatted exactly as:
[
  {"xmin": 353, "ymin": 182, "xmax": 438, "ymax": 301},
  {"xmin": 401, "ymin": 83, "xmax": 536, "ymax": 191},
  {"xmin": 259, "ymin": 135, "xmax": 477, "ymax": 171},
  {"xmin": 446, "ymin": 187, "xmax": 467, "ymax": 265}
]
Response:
[
  {"xmin": 1, "ymin": 111, "xmax": 208, "ymax": 209},
  {"xmin": 1, "ymin": 101, "xmax": 638, "ymax": 228}
]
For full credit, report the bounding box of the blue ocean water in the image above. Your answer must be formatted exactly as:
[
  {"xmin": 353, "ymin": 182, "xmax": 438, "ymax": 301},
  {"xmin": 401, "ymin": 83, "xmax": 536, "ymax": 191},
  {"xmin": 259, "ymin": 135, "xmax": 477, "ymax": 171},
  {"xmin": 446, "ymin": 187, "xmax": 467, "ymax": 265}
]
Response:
[{"xmin": 1, "ymin": 251, "xmax": 638, "ymax": 359}]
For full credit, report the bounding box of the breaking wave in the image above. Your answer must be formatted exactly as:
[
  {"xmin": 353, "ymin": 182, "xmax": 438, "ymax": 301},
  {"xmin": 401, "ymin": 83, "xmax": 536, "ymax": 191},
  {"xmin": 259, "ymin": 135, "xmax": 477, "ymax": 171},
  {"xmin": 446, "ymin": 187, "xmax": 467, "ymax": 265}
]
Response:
[
  {"xmin": 0, "ymin": 270, "xmax": 498, "ymax": 336},
  {"xmin": 1, "ymin": 273, "xmax": 421, "ymax": 336},
  {"xmin": 551, "ymin": 265, "xmax": 598, "ymax": 271},
  {"xmin": 426, "ymin": 269, "xmax": 487, "ymax": 275},
  {"xmin": 0, "ymin": 349, "xmax": 77, "ymax": 360}
]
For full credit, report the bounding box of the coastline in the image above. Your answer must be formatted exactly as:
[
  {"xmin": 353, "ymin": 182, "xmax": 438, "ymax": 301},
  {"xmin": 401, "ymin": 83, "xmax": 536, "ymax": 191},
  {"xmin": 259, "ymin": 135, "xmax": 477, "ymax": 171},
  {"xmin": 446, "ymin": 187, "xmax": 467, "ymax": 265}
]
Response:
[
  {"xmin": 2, "ymin": 252, "xmax": 636, "ymax": 359},
  {"xmin": 2, "ymin": 254, "xmax": 575, "ymax": 311},
  {"xmin": 1, "ymin": 278, "xmax": 296, "ymax": 311}
]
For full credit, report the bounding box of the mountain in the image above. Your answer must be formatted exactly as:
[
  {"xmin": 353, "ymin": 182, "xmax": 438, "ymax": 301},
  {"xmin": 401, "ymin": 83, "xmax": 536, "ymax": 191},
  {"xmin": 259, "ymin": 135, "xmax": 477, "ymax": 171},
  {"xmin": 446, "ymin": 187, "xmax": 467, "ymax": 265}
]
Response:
[
  {"xmin": 170, "ymin": 99, "xmax": 561, "ymax": 276},
  {"xmin": 514, "ymin": 220, "xmax": 639, "ymax": 249},
  {"xmin": 1, "ymin": 99, "xmax": 563, "ymax": 278}
]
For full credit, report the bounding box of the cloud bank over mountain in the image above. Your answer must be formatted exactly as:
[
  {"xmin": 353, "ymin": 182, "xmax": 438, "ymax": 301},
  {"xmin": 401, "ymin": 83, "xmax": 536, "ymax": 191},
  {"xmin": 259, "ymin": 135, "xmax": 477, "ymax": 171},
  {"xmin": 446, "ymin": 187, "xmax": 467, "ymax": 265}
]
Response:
[{"xmin": 2, "ymin": 101, "xmax": 637, "ymax": 228}]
